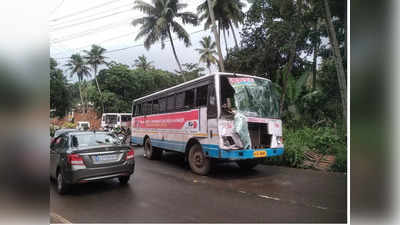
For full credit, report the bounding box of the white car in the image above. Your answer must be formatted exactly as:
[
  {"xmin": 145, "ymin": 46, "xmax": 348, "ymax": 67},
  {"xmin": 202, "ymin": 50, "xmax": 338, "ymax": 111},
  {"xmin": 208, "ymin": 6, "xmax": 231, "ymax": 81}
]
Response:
[{"xmin": 76, "ymin": 121, "xmax": 90, "ymax": 130}]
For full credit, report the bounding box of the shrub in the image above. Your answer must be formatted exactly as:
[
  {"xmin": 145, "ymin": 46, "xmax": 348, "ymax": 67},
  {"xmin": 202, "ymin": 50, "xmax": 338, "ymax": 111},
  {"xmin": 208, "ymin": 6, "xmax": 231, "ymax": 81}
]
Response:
[
  {"xmin": 331, "ymin": 148, "xmax": 347, "ymax": 172},
  {"xmin": 263, "ymin": 126, "xmax": 347, "ymax": 171}
]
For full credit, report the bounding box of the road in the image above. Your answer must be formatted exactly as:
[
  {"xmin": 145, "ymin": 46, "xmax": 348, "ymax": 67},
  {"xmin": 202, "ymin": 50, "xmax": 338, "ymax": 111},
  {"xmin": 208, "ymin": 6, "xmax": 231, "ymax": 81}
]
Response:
[{"xmin": 50, "ymin": 147, "xmax": 347, "ymax": 223}]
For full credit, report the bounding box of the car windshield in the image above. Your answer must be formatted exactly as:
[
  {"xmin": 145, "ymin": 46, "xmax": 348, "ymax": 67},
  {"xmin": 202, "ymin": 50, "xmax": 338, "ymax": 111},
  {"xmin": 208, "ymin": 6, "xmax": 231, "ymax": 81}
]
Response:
[
  {"xmin": 72, "ymin": 133, "xmax": 119, "ymax": 147},
  {"xmin": 221, "ymin": 76, "xmax": 280, "ymax": 118}
]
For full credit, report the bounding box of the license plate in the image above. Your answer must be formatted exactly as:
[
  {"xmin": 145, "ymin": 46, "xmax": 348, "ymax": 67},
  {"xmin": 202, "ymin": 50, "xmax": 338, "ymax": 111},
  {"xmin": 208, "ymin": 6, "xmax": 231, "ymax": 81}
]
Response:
[
  {"xmin": 94, "ymin": 154, "xmax": 118, "ymax": 162},
  {"xmin": 253, "ymin": 150, "xmax": 267, "ymax": 158}
]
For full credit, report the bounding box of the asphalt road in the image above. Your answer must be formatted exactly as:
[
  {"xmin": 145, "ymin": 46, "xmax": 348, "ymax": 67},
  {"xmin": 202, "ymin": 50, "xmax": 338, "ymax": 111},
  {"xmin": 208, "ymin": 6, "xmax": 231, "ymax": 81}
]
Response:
[{"xmin": 50, "ymin": 147, "xmax": 347, "ymax": 223}]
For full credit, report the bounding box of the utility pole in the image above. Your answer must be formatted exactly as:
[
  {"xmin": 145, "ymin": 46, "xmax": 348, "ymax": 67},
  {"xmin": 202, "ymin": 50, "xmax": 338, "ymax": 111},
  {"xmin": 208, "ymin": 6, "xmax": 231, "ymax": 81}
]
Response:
[{"xmin": 207, "ymin": 0, "xmax": 224, "ymax": 72}]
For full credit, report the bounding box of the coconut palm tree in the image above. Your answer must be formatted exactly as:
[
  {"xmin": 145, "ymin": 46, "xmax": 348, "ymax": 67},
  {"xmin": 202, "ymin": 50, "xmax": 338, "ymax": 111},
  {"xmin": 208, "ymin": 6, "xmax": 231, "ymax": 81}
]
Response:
[
  {"xmin": 134, "ymin": 55, "xmax": 154, "ymax": 71},
  {"xmin": 83, "ymin": 44, "xmax": 107, "ymax": 113},
  {"xmin": 196, "ymin": 36, "xmax": 217, "ymax": 73},
  {"xmin": 197, "ymin": 0, "xmax": 245, "ymax": 49},
  {"xmin": 131, "ymin": 0, "xmax": 198, "ymax": 78},
  {"xmin": 65, "ymin": 53, "xmax": 91, "ymax": 113}
]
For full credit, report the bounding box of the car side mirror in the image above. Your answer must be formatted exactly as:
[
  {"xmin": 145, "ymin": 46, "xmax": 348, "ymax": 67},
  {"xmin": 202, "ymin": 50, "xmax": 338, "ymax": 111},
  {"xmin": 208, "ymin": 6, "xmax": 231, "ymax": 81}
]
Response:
[{"xmin": 72, "ymin": 136, "xmax": 79, "ymax": 147}]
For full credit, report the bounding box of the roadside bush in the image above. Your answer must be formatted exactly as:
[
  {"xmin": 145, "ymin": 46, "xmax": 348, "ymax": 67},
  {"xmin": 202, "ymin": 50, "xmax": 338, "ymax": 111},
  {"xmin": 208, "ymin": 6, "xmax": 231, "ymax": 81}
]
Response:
[
  {"xmin": 331, "ymin": 148, "xmax": 347, "ymax": 172},
  {"xmin": 263, "ymin": 126, "xmax": 346, "ymax": 171}
]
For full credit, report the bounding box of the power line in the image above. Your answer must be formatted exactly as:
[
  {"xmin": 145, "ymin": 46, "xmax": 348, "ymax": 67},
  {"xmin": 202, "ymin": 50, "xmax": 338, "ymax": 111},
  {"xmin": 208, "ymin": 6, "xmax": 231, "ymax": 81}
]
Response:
[
  {"xmin": 51, "ymin": 18, "xmax": 135, "ymax": 44},
  {"xmin": 50, "ymin": 0, "xmax": 123, "ymax": 22},
  {"xmin": 50, "ymin": 2, "xmax": 134, "ymax": 27},
  {"xmin": 50, "ymin": 0, "xmax": 65, "ymax": 16},
  {"xmin": 53, "ymin": 29, "xmax": 207, "ymax": 59},
  {"xmin": 51, "ymin": 8, "xmax": 134, "ymax": 31}
]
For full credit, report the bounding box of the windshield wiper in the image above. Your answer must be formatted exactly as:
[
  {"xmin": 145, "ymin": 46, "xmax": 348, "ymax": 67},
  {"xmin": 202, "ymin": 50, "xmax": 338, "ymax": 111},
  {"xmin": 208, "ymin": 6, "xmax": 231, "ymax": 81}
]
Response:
[{"xmin": 96, "ymin": 140, "xmax": 105, "ymax": 144}]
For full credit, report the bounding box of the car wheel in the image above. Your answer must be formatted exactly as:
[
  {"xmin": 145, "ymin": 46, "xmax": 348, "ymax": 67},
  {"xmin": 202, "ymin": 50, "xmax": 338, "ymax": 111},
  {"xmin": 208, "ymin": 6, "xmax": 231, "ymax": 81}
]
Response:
[
  {"xmin": 188, "ymin": 143, "xmax": 211, "ymax": 175},
  {"xmin": 56, "ymin": 171, "xmax": 69, "ymax": 195},
  {"xmin": 236, "ymin": 159, "xmax": 259, "ymax": 170},
  {"xmin": 118, "ymin": 176, "xmax": 130, "ymax": 185}
]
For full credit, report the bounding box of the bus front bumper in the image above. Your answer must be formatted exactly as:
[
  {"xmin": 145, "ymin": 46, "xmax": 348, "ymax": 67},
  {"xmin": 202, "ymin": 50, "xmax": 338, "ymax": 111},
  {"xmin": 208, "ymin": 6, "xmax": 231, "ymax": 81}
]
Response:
[{"xmin": 202, "ymin": 145, "xmax": 284, "ymax": 160}]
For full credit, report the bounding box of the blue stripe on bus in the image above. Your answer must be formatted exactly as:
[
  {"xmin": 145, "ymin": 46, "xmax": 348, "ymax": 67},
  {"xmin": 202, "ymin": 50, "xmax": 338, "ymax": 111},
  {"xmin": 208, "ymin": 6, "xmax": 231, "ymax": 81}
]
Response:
[{"xmin": 130, "ymin": 136, "xmax": 284, "ymax": 160}]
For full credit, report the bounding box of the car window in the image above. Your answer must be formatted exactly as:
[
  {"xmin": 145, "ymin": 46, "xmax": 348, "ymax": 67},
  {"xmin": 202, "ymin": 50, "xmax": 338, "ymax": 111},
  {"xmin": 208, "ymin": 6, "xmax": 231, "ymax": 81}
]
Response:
[{"xmin": 72, "ymin": 133, "xmax": 119, "ymax": 147}]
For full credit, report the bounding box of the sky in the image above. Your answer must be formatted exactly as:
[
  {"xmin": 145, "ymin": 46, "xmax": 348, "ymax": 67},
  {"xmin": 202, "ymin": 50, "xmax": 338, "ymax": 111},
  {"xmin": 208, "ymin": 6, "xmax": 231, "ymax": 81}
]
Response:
[{"xmin": 49, "ymin": 0, "xmax": 248, "ymax": 82}]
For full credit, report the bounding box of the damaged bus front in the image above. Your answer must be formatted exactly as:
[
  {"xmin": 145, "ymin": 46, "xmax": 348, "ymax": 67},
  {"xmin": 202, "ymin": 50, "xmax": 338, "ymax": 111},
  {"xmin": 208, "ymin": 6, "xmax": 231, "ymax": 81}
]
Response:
[{"xmin": 214, "ymin": 74, "xmax": 284, "ymax": 168}]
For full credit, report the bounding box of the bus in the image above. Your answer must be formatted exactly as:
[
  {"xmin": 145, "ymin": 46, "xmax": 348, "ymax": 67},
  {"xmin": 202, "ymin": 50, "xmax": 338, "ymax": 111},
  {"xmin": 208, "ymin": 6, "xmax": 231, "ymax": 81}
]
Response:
[
  {"xmin": 131, "ymin": 72, "xmax": 284, "ymax": 175},
  {"xmin": 101, "ymin": 113, "xmax": 132, "ymax": 130}
]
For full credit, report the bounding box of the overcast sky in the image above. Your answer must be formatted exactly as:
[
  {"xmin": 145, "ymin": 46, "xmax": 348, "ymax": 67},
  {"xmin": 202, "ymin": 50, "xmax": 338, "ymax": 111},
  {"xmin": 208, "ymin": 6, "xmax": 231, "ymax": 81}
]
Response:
[{"xmin": 49, "ymin": 0, "xmax": 248, "ymax": 82}]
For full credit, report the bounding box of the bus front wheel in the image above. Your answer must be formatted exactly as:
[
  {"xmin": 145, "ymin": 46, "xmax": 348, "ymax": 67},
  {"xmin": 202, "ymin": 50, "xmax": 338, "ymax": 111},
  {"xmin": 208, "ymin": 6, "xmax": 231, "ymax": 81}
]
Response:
[{"xmin": 188, "ymin": 144, "xmax": 211, "ymax": 175}]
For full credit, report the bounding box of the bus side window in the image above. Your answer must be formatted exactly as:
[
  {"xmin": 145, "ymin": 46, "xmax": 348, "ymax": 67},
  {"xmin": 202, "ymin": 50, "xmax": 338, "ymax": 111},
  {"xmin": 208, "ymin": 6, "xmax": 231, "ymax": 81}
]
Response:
[
  {"xmin": 167, "ymin": 95, "xmax": 175, "ymax": 112},
  {"xmin": 144, "ymin": 101, "xmax": 152, "ymax": 115},
  {"xmin": 196, "ymin": 85, "xmax": 208, "ymax": 107},
  {"xmin": 176, "ymin": 92, "xmax": 185, "ymax": 110},
  {"xmin": 207, "ymin": 84, "xmax": 217, "ymax": 118},
  {"xmin": 132, "ymin": 105, "xmax": 136, "ymax": 117},
  {"xmin": 159, "ymin": 97, "xmax": 167, "ymax": 113},
  {"xmin": 184, "ymin": 89, "xmax": 195, "ymax": 109},
  {"xmin": 152, "ymin": 99, "xmax": 159, "ymax": 114}
]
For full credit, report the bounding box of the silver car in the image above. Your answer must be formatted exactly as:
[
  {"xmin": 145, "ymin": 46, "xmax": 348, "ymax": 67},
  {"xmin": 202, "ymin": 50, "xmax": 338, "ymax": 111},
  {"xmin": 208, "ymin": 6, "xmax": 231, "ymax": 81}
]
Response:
[{"xmin": 50, "ymin": 131, "xmax": 135, "ymax": 194}]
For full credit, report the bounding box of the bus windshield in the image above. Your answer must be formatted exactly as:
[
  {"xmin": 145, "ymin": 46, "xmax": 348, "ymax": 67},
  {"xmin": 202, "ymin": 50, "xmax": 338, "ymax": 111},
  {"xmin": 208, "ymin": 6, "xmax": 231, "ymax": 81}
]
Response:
[
  {"xmin": 105, "ymin": 115, "xmax": 117, "ymax": 124},
  {"xmin": 221, "ymin": 76, "xmax": 280, "ymax": 118}
]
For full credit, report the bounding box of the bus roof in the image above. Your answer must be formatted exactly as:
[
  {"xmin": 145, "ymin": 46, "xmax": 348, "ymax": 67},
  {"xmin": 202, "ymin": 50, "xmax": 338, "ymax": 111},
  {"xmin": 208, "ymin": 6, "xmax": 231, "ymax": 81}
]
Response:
[
  {"xmin": 132, "ymin": 72, "xmax": 271, "ymax": 103},
  {"xmin": 102, "ymin": 113, "xmax": 131, "ymax": 115}
]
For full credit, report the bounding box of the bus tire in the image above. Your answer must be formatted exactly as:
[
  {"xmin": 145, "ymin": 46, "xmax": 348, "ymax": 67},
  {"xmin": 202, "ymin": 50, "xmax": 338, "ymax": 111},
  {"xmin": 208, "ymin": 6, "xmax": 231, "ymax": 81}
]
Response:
[
  {"xmin": 188, "ymin": 143, "xmax": 211, "ymax": 175},
  {"xmin": 144, "ymin": 138, "xmax": 161, "ymax": 160},
  {"xmin": 236, "ymin": 159, "xmax": 259, "ymax": 170}
]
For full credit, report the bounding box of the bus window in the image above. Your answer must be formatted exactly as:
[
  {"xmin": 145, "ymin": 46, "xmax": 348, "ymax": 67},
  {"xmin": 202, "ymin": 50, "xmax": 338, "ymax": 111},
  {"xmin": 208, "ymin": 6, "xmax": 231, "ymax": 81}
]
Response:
[
  {"xmin": 144, "ymin": 101, "xmax": 152, "ymax": 115},
  {"xmin": 152, "ymin": 99, "xmax": 159, "ymax": 114},
  {"xmin": 176, "ymin": 92, "xmax": 185, "ymax": 110},
  {"xmin": 159, "ymin": 97, "xmax": 167, "ymax": 113},
  {"xmin": 196, "ymin": 85, "xmax": 208, "ymax": 107},
  {"xmin": 117, "ymin": 116, "xmax": 120, "ymax": 122},
  {"xmin": 135, "ymin": 103, "xmax": 142, "ymax": 116},
  {"xmin": 208, "ymin": 84, "xmax": 217, "ymax": 118},
  {"xmin": 184, "ymin": 89, "xmax": 195, "ymax": 109},
  {"xmin": 167, "ymin": 95, "xmax": 175, "ymax": 112}
]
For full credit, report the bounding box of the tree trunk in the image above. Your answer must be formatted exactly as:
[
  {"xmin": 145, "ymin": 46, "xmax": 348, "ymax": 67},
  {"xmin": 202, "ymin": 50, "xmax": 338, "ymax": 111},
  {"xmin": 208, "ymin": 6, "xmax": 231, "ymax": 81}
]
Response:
[
  {"xmin": 207, "ymin": 0, "xmax": 225, "ymax": 72},
  {"xmin": 223, "ymin": 28, "xmax": 228, "ymax": 54},
  {"xmin": 167, "ymin": 27, "xmax": 184, "ymax": 80},
  {"xmin": 312, "ymin": 41, "xmax": 318, "ymax": 90},
  {"xmin": 279, "ymin": 0, "xmax": 302, "ymax": 114},
  {"xmin": 93, "ymin": 66, "xmax": 105, "ymax": 113},
  {"xmin": 279, "ymin": 43, "xmax": 296, "ymax": 114},
  {"xmin": 323, "ymin": 0, "xmax": 347, "ymax": 123},
  {"xmin": 229, "ymin": 21, "xmax": 239, "ymax": 48},
  {"xmin": 78, "ymin": 80, "xmax": 85, "ymax": 114}
]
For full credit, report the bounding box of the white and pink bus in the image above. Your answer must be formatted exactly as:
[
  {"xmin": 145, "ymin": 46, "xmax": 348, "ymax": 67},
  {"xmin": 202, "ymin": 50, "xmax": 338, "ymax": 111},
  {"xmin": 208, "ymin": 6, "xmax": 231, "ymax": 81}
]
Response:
[{"xmin": 131, "ymin": 72, "xmax": 284, "ymax": 175}]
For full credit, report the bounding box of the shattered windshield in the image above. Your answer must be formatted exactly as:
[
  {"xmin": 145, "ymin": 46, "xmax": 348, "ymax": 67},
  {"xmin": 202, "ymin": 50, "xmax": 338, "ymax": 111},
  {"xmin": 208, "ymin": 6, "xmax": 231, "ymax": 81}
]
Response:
[{"xmin": 221, "ymin": 76, "xmax": 280, "ymax": 118}]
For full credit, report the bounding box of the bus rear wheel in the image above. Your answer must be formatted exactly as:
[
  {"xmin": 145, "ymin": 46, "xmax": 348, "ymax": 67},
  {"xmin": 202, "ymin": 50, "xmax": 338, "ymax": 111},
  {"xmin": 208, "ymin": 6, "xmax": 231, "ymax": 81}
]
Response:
[
  {"xmin": 144, "ymin": 138, "xmax": 161, "ymax": 160},
  {"xmin": 188, "ymin": 143, "xmax": 211, "ymax": 175}
]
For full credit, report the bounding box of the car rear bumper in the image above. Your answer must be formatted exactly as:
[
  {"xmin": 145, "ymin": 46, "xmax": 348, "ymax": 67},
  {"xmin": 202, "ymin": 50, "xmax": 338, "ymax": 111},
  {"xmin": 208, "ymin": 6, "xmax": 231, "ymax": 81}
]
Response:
[{"xmin": 64, "ymin": 159, "xmax": 135, "ymax": 184}]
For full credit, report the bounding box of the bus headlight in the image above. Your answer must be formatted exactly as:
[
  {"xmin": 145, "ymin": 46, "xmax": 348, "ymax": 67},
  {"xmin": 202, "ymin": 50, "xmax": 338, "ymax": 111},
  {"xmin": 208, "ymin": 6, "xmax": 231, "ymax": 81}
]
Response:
[{"xmin": 276, "ymin": 136, "xmax": 283, "ymax": 144}]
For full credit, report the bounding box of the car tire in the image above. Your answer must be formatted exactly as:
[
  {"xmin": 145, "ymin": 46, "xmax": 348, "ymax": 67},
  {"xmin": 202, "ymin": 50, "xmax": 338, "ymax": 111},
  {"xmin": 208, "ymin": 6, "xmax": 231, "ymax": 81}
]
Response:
[
  {"xmin": 56, "ymin": 171, "xmax": 69, "ymax": 195},
  {"xmin": 119, "ymin": 176, "xmax": 130, "ymax": 185},
  {"xmin": 188, "ymin": 143, "xmax": 211, "ymax": 175},
  {"xmin": 236, "ymin": 159, "xmax": 259, "ymax": 170}
]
